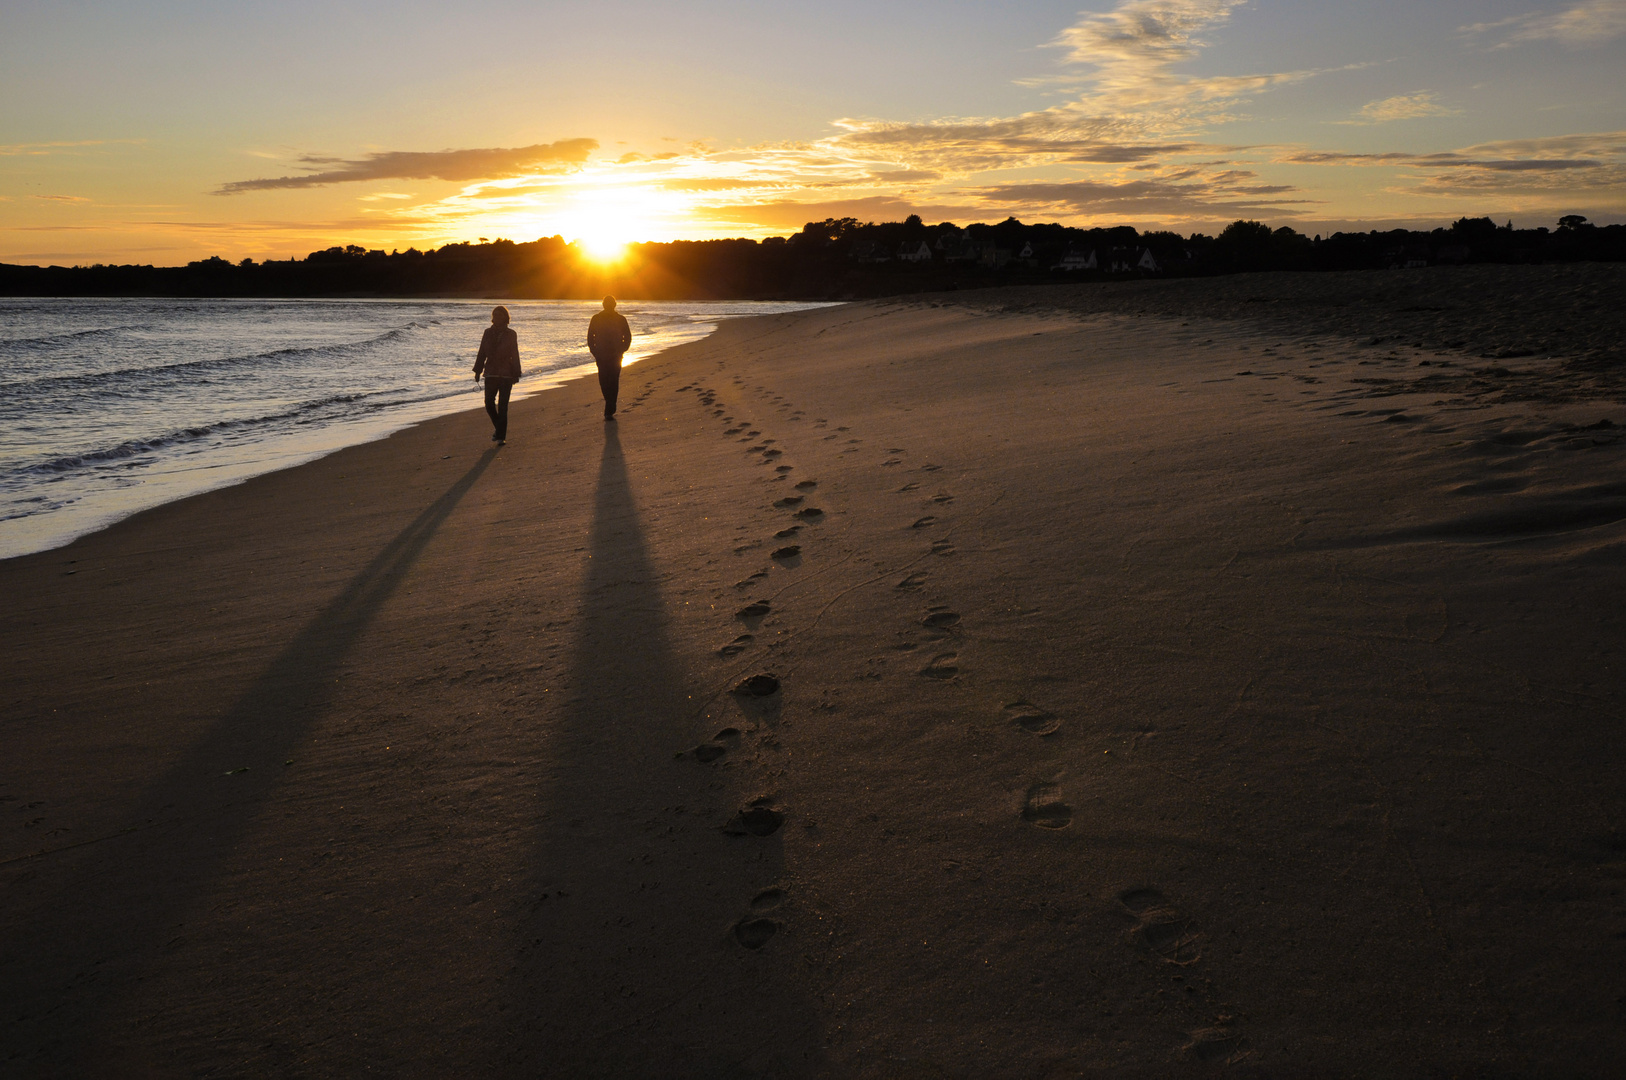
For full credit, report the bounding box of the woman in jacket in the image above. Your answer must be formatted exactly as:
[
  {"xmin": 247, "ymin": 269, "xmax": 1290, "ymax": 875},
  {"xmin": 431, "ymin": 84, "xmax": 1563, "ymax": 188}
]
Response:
[{"xmin": 473, "ymin": 305, "xmax": 521, "ymax": 443}]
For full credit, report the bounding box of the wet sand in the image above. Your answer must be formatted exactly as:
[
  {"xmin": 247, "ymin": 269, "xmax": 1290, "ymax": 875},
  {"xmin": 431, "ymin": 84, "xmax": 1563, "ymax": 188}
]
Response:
[{"xmin": 4, "ymin": 267, "xmax": 1626, "ymax": 1076}]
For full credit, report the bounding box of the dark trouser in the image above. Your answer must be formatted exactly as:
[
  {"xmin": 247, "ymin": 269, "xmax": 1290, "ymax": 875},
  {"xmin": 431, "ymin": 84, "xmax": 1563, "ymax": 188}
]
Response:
[
  {"xmin": 484, "ymin": 378, "xmax": 514, "ymax": 440},
  {"xmin": 595, "ymin": 355, "xmax": 623, "ymax": 417}
]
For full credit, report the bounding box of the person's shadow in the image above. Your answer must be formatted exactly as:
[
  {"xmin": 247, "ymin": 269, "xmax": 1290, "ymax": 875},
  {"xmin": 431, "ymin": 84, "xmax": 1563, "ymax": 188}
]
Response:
[
  {"xmin": 498, "ymin": 426, "xmax": 823, "ymax": 1077},
  {"xmin": 0, "ymin": 448, "xmax": 499, "ymax": 1070}
]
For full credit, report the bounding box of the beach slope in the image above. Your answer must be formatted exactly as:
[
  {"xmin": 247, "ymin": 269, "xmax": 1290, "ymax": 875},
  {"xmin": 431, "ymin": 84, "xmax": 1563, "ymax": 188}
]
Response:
[{"xmin": 4, "ymin": 277, "xmax": 1626, "ymax": 1075}]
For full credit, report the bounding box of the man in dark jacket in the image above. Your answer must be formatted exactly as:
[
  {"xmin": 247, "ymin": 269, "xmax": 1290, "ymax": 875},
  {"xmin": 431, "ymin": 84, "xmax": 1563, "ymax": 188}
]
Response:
[
  {"xmin": 473, "ymin": 305, "xmax": 521, "ymax": 443},
  {"xmin": 586, "ymin": 295, "xmax": 632, "ymax": 421}
]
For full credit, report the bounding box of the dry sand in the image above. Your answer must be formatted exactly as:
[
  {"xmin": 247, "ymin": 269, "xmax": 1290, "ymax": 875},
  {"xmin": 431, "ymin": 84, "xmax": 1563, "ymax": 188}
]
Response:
[{"xmin": 4, "ymin": 266, "xmax": 1626, "ymax": 1076}]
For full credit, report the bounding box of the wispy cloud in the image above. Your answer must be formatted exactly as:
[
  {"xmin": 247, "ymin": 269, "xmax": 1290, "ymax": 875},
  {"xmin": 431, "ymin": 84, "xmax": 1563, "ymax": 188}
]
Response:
[
  {"xmin": 1463, "ymin": 0, "xmax": 1626, "ymax": 48},
  {"xmin": 1282, "ymin": 130, "xmax": 1626, "ymax": 201},
  {"xmin": 975, "ymin": 176, "xmax": 1314, "ymax": 219},
  {"xmin": 1050, "ymin": 0, "xmax": 1311, "ymax": 112},
  {"xmin": 215, "ymin": 139, "xmax": 598, "ymax": 194},
  {"xmin": 818, "ymin": 1, "xmax": 1311, "ymax": 179},
  {"xmin": 1344, "ymin": 92, "xmax": 1462, "ymax": 125},
  {"xmin": 33, "ymin": 194, "xmax": 92, "ymax": 203},
  {"xmin": 0, "ymin": 139, "xmax": 144, "ymax": 156}
]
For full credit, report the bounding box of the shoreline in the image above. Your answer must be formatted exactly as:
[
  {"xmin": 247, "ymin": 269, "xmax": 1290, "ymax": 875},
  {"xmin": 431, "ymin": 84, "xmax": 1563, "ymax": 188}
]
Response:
[
  {"xmin": 4, "ymin": 280, "xmax": 1625, "ymax": 1073},
  {"xmin": 1, "ymin": 298, "xmax": 836, "ymax": 562}
]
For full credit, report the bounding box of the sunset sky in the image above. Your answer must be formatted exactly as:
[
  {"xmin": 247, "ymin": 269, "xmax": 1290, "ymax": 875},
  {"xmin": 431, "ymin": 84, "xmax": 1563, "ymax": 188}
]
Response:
[{"xmin": 3, "ymin": 0, "xmax": 1624, "ymax": 265}]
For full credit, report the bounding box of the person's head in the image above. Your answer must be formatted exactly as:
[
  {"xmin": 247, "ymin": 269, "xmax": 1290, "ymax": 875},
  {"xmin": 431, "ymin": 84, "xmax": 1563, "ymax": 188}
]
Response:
[
  {"xmin": 602, "ymin": 295, "xmax": 617, "ymax": 311},
  {"xmin": 492, "ymin": 305, "xmax": 510, "ymax": 326}
]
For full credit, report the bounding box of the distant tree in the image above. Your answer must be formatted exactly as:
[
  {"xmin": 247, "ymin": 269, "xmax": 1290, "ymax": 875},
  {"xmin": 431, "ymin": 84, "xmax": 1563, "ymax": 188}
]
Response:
[
  {"xmin": 1451, "ymin": 216, "xmax": 1498, "ymax": 241},
  {"xmin": 1557, "ymin": 214, "xmax": 1590, "ymax": 231}
]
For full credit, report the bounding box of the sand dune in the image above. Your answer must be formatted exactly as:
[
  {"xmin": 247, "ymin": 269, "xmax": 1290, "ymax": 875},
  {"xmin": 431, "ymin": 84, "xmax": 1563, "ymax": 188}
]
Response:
[{"xmin": 4, "ymin": 273, "xmax": 1625, "ymax": 1075}]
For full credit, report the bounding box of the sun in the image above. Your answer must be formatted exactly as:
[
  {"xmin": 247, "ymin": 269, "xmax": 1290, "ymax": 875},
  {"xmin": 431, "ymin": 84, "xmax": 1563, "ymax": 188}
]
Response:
[
  {"xmin": 549, "ymin": 181, "xmax": 680, "ymax": 264},
  {"xmin": 577, "ymin": 233, "xmax": 629, "ymax": 265}
]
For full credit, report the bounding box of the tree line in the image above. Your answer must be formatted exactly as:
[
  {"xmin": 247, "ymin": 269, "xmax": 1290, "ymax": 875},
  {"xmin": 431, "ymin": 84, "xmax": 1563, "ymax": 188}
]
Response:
[{"xmin": 2, "ymin": 214, "xmax": 1621, "ymax": 300}]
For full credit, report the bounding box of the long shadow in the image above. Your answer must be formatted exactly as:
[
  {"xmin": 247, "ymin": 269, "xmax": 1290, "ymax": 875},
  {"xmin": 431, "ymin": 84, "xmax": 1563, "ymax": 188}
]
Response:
[
  {"xmin": 0, "ymin": 448, "xmax": 497, "ymax": 1070},
  {"xmin": 501, "ymin": 427, "xmax": 823, "ymax": 1077}
]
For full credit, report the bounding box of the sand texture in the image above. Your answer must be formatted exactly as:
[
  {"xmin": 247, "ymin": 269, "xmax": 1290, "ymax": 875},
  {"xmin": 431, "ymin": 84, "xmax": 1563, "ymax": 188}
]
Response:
[{"xmin": 4, "ymin": 268, "xmax": 1626, "ymax": 1076}]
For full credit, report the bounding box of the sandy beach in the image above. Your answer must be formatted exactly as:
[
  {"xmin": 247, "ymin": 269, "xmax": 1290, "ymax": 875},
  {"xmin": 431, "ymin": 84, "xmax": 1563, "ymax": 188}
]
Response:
[{"xmin": 4, "ymin": 265, "xmax": 1626, "ymax": 1076}]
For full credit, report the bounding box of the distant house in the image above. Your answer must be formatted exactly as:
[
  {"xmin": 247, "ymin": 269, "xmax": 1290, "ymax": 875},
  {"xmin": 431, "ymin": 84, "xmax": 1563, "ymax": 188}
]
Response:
[
  {"xmin": 978, "ymin": 243, "xmax": 1013, "ymax": 269},
  {"xmin": 1387, "ymin": 245, "xmax": 1429, "ymax": 269},
  {"xmin": 1017, "ymin": 241, "xmax": 1038, "ymax": 267},
  {"xmin": 850, "ymin": 240, "xmax": 890, "ymax": 264},
  {"xmin": 1108, "ymin": 247, "xmax": 1161, "ymax": 273},
  {"xmin": 939, "ymin": 234, "xmax": 979, "ymax": 263},
  {"xmin": 1052, "ymin": 247, "xmax": 1098, "ymax": 271},
  {"xmin": 897, "ymin": 240, "xmax": 932, "ymax": 263}
]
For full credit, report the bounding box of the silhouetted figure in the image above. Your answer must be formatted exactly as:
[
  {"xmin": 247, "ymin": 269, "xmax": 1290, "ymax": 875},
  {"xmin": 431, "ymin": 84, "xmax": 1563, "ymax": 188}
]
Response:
[
  {"xmin": 474, "ymin": 305, "xmax": 521, "ymax": 443},
  {"xmin": 587, "ymin": 295, "xmax": 632, "ymax": 421}
]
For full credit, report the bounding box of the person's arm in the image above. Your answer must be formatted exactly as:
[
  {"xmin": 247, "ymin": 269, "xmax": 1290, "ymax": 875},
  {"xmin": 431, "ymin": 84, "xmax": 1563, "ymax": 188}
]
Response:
[
  {"xmin": 473, "ymin": 327, "xmax": 490, "ymax": 380},
  {"xmin": 586, "ymin": 316, "xmax": 600, "ymax": 355},
  {"xmin": 618, "ymin": 315, "xmax": 632, "ymax": 353}
]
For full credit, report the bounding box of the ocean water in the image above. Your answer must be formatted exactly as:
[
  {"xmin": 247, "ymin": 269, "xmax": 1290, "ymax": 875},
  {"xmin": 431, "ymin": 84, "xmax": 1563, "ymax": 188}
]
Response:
[{"xmin": 0, "ymin": 297, "xmax": 836, "ymax": 560}]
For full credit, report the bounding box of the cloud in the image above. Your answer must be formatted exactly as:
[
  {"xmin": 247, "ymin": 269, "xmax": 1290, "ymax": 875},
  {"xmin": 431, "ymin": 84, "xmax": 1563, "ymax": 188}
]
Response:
[
  {"xmin": 1464, "ymin": 0, "xmax": 1626, "ymax": 47},
  {"xmin": 697, "ymin": 196, "xmax": 985, "ymax": 230},
  {"xmin": 0, "ymin": 139, "xmax": 143, "ymax": 156},
  {"xmin": 973, "ymin": 177, "xmax": 1315, "ymax": 219},
  {"xmin": 216, "ymin": 139, "xmax": 598, "ymax": 194},
  {"xmin": 34, "ymin": 195, "xmax": 92, "ymax": 203},
  {"xmin": 1049, "ymin": 0, "xmax": 1314, "ymax": 113},
  {"xmin": 803, "ymin": 1, "xmax": 1318, "ymax": 183},
  {"xmin": 1346, "ymin": 92, "xmax": 1462, "ymax": 125},
  {"xmin": 1281, "ymin": 130, "xmax": 1626, "ymax": 200}
]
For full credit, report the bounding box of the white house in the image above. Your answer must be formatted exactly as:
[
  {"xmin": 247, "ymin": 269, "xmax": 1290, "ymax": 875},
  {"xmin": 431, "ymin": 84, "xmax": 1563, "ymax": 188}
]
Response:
[
  {"xmin": 1109, "ymin": 247, "xmax": 1160, "ymax": 273},
  {"xmin": 1052, "ymin": 248, "xmax": 1098, "ymax": 271},
  {"xmin": 897, "ymin": 240, "xmax": 932, "ymax": 262}
]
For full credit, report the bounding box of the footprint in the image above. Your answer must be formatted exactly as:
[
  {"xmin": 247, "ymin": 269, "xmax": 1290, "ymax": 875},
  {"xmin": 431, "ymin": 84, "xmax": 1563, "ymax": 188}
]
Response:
[
  {"xmin": 896, "ymin": 573, "xmax": 928, "ymax": 590},
  {"xmin": 882, "ymin": 458, "xmax": 902, "ymax": 466},
  {"xmin": 775, "ymin": 465, "xmax": 794, "ymax": 473},
  {"xmin": 771, "ymin": 545, "xmax": 801, "ymax": 560},
  {"xmin": 774, "ymin": 496, "xmax": 804, "ymax": 508},
  {"xmin": 910, "ymin": 516, "xmax": 936, "ymax": 529},
  {"xmin": 736, "ymin": 601, "xmax": 771, "ymax": 619},
  {"xmin": 931, "ymin": 540, "xmax": 955, "ymax": 556},
  {"xmin": 920, "ymin": 610, "xmax": 960, "ymax": 629},
  {"xmin": 718, "ymin": 634, "xmax": 753, "ymax": 658},
  {"xmin": 1184, "ymin": 1025, "xmax": 1243, "ymax": 1064},
  {"xmin": 794, "ymin": 507, "xmax": 824, "ymax": 520},
  {"xmin": 750, "ymin": 887, "xmax": 786, "ymax": 911},
  {"xmin": 724, "ymin": 798, "xmax": 786, "ymax": 837},
  {"xmin": 920, "ymin": 652, "xmax": 958, "ymax": 679},
  {"xmin": 1021, "ymin": 782, "xmax": 1072, "ymax": 829},
  {"xmin": 1005, "ymin": 702, "xmax": 1059, "ymax": 736},
  {"xmin": 897, "ymin": 482, "xmax": 920, "ymax": 493},
  {"xmin": 733, "ymin": 918, "xmax": 779, "ymax": 949},
  {"xmin": 763, "ymin": 449, "xmax": 783, "ymax": 458},
  {"xmin": 794, "ymin": 480, "xmax": 818, "ymax": 490},
  {"xmin": 921, "ymin": 464, "xmax": 942, "ymax": 472},
  {"xmin": 733, "ymin": 673, "xmax": 780, "ymax": 697},
  {"xmin": 773, "ymin": 525, "xmax": 802, "ymax": 539},
  {"xmin": 690, "ymin": 727, "xmax": 741, "ymax": 763},
  {"xmin": 932, "ymin": 492, "xmax": 954, "ymax": 504},
  {"xmin": 1118, "ymin": 888, "xmax": 1202, "ymax": 965}
]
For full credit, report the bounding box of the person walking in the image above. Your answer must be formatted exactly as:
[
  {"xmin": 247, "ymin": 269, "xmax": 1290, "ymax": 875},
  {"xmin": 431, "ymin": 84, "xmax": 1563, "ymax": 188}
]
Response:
[
  {"xmin": 473, "ymin": 305, "xmax": 521, "ymax": 444},
  {"xmin": 586, "ymin": 295, "xmax": 632, "ymax": 421}
]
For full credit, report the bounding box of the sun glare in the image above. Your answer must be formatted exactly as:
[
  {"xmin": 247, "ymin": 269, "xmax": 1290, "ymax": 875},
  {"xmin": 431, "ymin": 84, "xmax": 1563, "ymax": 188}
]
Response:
[
  {"xmin": 547, "ymin": 181, "xmax": 684, "ymax": 264},
  {"xmin": 578, "ymin": 234, "xmax": 629, "ymax": 265}
]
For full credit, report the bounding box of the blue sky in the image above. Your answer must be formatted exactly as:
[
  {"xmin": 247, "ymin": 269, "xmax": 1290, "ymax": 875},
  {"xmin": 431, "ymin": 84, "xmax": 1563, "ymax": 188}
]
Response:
[{"xmin": 3, "ymin": 0, "xmax": 1623, "ymax": 263}]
